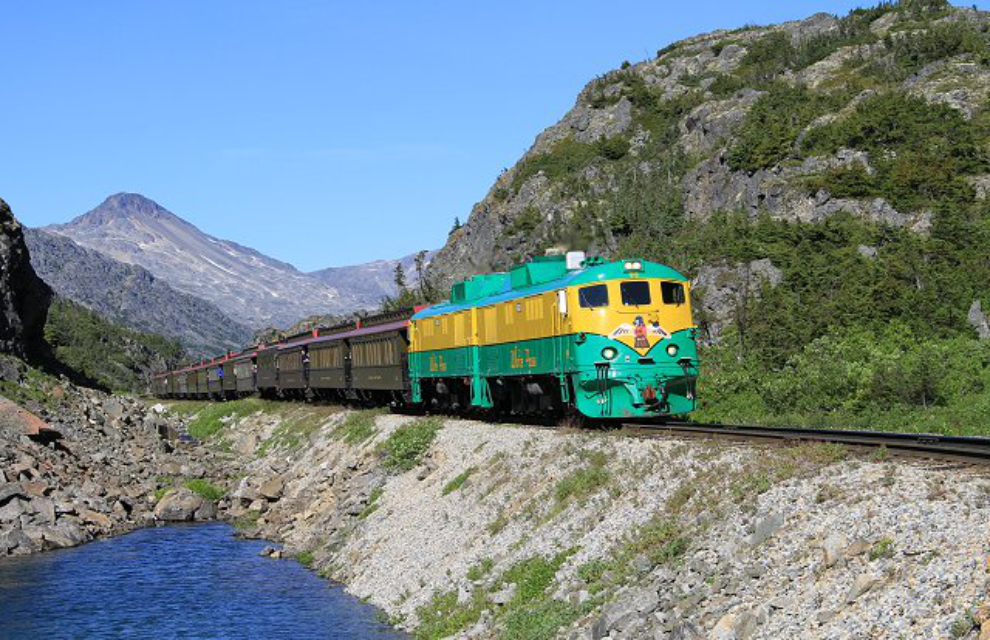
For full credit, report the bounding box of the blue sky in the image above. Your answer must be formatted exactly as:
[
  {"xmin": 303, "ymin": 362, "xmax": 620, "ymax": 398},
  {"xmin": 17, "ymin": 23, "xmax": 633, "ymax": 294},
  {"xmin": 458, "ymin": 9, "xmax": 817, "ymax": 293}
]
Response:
[{"xmin": 2, "ymin": 1, "xmax": 978, "ymax": 271}]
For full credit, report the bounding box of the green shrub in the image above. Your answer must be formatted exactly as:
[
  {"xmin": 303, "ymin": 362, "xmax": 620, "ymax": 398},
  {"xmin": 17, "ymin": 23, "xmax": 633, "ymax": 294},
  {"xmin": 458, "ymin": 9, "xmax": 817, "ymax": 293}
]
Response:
[
  {"xmin": 510, "ymin": 138, "xmax": 600, "ymax": 193},
  {"xmin": 869, "ymin": 537, "xmax": 895, "ymax": 561},
  {"xmin": 295, "ymin": 550, "xmax": 315, "ymax": 567},
  {"xmin": 183, "ymin": 478, "xmax": 225, "ymax": 501},
  {"xmin": 801, "ymin": 92, "xmax": 985, "ymax": 210},
  {"xmin": 506, "ymin": 206, "xmax": 542, "ymax": 236},
  {"xmin": 380, "ymin": 417, "xmax": 443, "ymax": 471},
  {"xmin": 728, "ymin": 83, "xmax": 840, "ymax": 172},
  {"xmin": 595, "ymin": 135, "xmax": 630, "ymax": 160}
]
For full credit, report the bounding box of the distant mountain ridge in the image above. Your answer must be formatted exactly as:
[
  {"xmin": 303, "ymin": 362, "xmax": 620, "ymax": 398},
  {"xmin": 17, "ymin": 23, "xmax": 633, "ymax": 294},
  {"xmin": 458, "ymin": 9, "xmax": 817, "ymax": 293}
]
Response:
[
  {"xmin": 25, "ymin": 228, "xmax": 253, "ymax": 357},
  {"xmin": 309, "ymin": 250, "xmax": 436, "ymax": 310},
  {"xmin": 44, "ymin": 193, "xmax": 435, "ymax": 334},
  {"xmin": 46, "ymin": 194, "xmax": 358, "ymax": 329}
]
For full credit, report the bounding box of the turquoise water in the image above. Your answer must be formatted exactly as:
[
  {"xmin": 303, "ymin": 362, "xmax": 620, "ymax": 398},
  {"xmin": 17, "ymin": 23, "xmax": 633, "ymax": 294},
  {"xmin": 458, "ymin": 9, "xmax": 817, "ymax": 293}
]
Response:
[{"xmin": 0, "ymin": 523, "xmax": 404, "ymax": 639}]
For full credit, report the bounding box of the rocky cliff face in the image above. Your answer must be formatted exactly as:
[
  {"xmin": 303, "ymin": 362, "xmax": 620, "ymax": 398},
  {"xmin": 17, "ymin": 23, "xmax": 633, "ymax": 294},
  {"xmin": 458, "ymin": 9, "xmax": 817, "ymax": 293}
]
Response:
[
  {"xmin": 427, "ymin": 3, "xmax": 990, "ymax": 290},
  {"xmin": 0, "ymin": 199, "xmax": 52, "ymax": 358},
  {"xmin": 25, "ymin": 228, "xmax": 253, "ymax": 357}
]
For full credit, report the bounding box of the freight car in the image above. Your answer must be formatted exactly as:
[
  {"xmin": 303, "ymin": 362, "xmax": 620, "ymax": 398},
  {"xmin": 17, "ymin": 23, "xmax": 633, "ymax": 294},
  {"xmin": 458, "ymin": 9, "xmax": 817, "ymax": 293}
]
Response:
[{"xmin": 152, "ymin": 253, "xmax": 699, "ymax": 420}]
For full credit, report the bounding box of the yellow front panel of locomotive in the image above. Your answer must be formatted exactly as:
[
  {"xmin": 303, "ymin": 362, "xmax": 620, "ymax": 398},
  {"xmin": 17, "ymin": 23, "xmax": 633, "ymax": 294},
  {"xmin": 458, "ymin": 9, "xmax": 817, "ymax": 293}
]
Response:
[{"xmin": 567, "ymin": 279, "xmax": 694, "ymax": 355}]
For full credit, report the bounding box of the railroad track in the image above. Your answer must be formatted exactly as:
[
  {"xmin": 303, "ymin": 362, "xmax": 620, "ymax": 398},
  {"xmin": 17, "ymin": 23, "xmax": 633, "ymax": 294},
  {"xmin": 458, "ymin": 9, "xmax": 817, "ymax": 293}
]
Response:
[{"xmin": 623, "ymin": 421, "xmax": 990, "ymax": 465}]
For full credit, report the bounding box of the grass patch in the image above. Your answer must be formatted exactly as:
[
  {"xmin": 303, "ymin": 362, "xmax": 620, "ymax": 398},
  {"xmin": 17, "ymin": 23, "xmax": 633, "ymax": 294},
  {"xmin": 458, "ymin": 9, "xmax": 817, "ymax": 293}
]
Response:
[
  {"xmin": 414, "ymin": 548, "xmax": 579, "ymax": 640},
  {"xmin": 295, "ymin": 550, "xmax": 315, "ymax": 567},
  {"xmin": 869, "ymin": 537, "xmax": 895, "ymax": 561},
  {"xmin": 380, "ymin": 417, "xmax": 443, "ymax": 471},
  {"xmin": 950, "ymin": 611, "xmax": 976, "ymax": 638},
  {"xmin": 177, "ymin": 398, "xmax": 283, "ymax": 441},
  {"xmin": 358, "ymin": 487, "xmax": 383, "ymax": 520},
  {"xmin": 466, "ymin": 558, "xmax": 494, "ymax": 582},
  {"xmin": 183, "ymin": 478, "xmax": 225, "ymax": 501},
  {"xmin": 332, "ymin": 408, "xmax": 385, "ymax": 445},
  {"xmin": 551, "ymin": 449, "xmax": 610, "ymax": 516},
  {"xmin": 257, "ymin": 405, "xmax": 339, "ymax": 455},
  {"xmin": 576, "ymin": 517, "xmax": 688, "ymax": 595},
  {"xmin": 415, "ymin": 589, "xmax": 487, "ymax": 640},
  {"xmin": 487, "ymin": 514, "xmax": 509, "ymax": 536},
  {"xmin": 442, "ymin": 467, "xmax": 476, "ymax": 496}
]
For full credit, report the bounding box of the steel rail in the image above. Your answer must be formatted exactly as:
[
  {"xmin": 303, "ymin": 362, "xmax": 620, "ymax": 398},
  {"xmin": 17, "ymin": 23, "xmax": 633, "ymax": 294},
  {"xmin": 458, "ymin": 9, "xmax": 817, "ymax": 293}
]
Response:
[{"xmin": 623, "ymin": 421, "xmax": 990, "ymax": 464}]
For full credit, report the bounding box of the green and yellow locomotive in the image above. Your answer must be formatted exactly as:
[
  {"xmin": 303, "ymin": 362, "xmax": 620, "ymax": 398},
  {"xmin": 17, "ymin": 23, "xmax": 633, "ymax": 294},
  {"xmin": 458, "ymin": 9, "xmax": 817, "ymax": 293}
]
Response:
[
  {"xmin": 153, "ymin": 253, "xmax": 699, "ymax": 421},
  {"xmin": 408, "ymin": 252, "xmax": 698, "ymax": 419}
]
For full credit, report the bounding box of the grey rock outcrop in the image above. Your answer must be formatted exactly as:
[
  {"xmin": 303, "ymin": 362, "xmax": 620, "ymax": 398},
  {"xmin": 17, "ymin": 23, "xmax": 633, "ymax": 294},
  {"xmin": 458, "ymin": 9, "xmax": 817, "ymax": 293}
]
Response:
[
  {"xmin": 969, "ymin": 300, "xmax": 990, "ymax": 340},
  {"xmin": 691, "ymin": 259, "xmax": 783, "ymax": 341},
  {"xmin": 0, "ymin": 199, "xmax": 52, "ymax": 357}
]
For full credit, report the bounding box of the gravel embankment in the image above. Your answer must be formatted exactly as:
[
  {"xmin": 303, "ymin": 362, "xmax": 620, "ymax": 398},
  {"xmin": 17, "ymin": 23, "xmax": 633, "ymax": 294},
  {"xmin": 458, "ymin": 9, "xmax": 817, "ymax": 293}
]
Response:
[{"xmin": 221, "ymin": 409, "xmax": 990, "ymax": 640}]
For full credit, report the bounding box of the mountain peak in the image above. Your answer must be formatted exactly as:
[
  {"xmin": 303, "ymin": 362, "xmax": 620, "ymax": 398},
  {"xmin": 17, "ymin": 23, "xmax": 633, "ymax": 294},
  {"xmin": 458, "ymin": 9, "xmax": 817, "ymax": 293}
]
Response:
[{"xmin": 74, "ymin": 192, "xmax": 180, "ymax": 226}]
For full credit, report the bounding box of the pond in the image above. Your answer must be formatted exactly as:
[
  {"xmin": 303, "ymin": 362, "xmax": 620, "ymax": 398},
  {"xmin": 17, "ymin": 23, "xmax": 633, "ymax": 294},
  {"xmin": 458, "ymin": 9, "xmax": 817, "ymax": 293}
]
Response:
[{"xmin": 0, "ymin": 522, "xmax": 404, "ymax": 639}]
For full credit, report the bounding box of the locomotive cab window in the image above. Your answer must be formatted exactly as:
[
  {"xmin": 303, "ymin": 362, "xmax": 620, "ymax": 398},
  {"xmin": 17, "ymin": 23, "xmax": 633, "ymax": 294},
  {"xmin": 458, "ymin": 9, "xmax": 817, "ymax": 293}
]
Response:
[
  {"xmin": 661, "ymin": 281, "xmax": 686, "ymax": 305},
  {"xmin": 578, "ymin": 284, "xmax": 609, "ymax": 308},
  {"xmin": 620, "ymin": 281, "xmax": 651, "ymax": 306}
]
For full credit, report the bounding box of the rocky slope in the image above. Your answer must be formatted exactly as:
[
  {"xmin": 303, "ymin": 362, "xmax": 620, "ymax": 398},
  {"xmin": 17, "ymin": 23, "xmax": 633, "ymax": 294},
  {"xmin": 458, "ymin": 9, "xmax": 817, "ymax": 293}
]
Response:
[
  {"xmin": 0, "ymin": 199, "xmax": 52, "ymax": 358},
  {"xmin": 427, "ymin": 1, "xmax": 990, "ymax": 294},
  {"xmin": 25, "ymin": 228, "xmax": 253, "ymax": 357},
  {"xmin": 0, "ymin": 358, "xmax": 222, "ymax": 556},
  {"xmin": 174, "ymin": 403, "xmax": 990, "ymax": 640},
  {"xmin": 44, "ymin": 193, "xmax": 363, "ymax": 329}
]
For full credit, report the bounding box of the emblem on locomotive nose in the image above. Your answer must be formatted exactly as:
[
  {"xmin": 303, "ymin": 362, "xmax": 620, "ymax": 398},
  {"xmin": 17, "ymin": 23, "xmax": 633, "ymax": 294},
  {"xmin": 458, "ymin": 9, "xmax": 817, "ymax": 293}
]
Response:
[{"xmin": 609, "ymin": 319, "xmax": 669, "ymax": 353}]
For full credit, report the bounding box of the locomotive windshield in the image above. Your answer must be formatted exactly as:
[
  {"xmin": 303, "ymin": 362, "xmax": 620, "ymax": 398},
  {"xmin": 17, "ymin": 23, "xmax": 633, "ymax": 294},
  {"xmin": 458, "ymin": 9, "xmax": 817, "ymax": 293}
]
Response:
[
  {"xmin": 578, "ymin": 284, "xmax": 609, "ymax": 308},
  {"xmin": 661, "ymin": 281, "xmax": 686, "ymax": 305},
  {"xmin": 620, "ymin": 281, "xmax": 651, "ymax": 306}
]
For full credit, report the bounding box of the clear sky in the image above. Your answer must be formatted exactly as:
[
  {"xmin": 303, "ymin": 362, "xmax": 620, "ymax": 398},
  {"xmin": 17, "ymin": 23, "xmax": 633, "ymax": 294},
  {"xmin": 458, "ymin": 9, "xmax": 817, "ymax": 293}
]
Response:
[{"xmin": 3, "ymin": 1, "xmax": 980, "ymax": 271}]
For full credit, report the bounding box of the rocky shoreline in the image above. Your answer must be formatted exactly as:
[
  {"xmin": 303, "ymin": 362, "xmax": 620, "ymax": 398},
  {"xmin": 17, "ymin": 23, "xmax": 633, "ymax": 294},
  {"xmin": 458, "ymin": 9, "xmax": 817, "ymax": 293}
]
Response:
[{"xmin": 0, "ymin": 365, "xmax": 222, "ymax": 557}]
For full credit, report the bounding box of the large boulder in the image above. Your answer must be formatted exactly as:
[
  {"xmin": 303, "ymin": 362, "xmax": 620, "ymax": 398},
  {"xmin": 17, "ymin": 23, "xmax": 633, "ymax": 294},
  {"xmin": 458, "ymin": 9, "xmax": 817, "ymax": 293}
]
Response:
[{"xmin": 153, "ymin": 488, "xmax": 204, "ymax": 522}]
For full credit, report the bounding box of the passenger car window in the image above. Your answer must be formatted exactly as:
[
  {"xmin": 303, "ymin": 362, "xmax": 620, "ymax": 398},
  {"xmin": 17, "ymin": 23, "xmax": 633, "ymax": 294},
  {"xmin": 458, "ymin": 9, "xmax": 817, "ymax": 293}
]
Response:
[
  {"xmin": 621, "ymin": 281, "xmax": 651, "ymax": 306},
  {"xmin": 661, "ymin": 281, "xmax": 686, "ymax": 305},
  {"xmin": 578, "ymin": 284, "xmax": 609, "ymax": 308}
]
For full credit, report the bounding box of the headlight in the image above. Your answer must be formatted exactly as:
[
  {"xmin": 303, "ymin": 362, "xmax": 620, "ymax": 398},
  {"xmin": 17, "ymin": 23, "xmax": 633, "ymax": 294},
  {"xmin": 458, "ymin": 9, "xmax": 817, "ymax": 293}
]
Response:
[
  {"xmin": 666, "ymin": 344, "xmax": 679, "ymax": 357},
  {"xmin": 601, "ymin": 346, "xmax": 618, "ymax": 360},
  {"xmin": 623, "ymin": 260, "xmax": 643, "ymax": 271}
]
